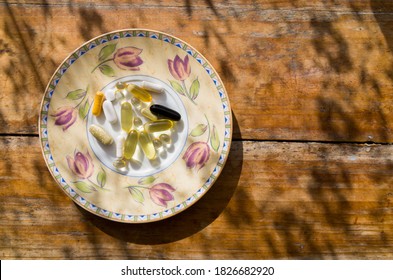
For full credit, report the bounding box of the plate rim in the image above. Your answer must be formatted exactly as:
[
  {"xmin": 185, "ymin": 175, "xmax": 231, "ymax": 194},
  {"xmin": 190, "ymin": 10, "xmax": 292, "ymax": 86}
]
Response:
[{"xmin": 38, "ymin": 28, "xmax": 233, "ymax": 223}]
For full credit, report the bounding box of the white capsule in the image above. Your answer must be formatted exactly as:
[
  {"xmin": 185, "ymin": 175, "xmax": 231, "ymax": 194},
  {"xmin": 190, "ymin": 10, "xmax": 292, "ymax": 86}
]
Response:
[
  {"xmin": 141, "ymin": 81, "xmax": 164, "ymax": 93},
  {"xmin": 116, "ymin": 135, "xmax": 125, "ymax": 158},
  {"xmin": 102, "ymin": 100, "xmax": 118, "ymax": 124},
  {"xmin": 104, "ymin": 89, "xmax": 116, "ymax": 102}
]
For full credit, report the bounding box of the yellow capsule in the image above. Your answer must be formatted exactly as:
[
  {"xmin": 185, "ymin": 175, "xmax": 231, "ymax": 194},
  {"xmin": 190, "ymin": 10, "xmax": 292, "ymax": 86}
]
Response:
[
  {"xmin": 144, "ymin": 119, "xmax": 173, "ymax": 133},
  {"xmin": 124, "ymin": 130, "xmax": 139, "ymax": 160},
  {"xmin": 127, "ymin": 84, "xmax": 152, "ymax": 103},
  {"xmin": 121, "ymin": 101, "xmax": 133, "ymax": 132},
  {"xmin": 141, "ymin": 108, "xmax": 157, "ymax": 121},
  {"xmin": 139, "ymin": 131, "xmax": 156, "ymax": 160},
  {"xmin": 92, "ymin": 91, "xmax": 105, "ymax": 116}
]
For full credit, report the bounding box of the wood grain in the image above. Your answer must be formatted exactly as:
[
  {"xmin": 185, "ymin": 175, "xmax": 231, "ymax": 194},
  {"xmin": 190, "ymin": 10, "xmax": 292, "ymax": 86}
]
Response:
[
  {"xmin": 1, "ymin": 137, "xmax": 392, "ymax": 259},
  {"xmin": 1, "ymin": 1, "xmax": 393, "ymax": 141}
]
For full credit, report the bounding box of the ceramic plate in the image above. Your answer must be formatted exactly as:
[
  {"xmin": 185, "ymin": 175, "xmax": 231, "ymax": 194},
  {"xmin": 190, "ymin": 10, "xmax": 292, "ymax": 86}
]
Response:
[{"xmin": 39, "ymin": 29, "xmax": 232, "ymax": 223}]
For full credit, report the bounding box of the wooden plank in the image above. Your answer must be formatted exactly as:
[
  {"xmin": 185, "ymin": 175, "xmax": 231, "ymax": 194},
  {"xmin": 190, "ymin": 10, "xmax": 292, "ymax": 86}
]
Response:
[
  {"xmin": 1, "ymin": 3, "xmax": 393, "ymax": 142},
  {"xmin": 1, "ymin": 136, "xmax": 392, "ymax": 259},
  {"xmin": 3, "ymin": 0, "xmax": 393, "ymax": 13}
]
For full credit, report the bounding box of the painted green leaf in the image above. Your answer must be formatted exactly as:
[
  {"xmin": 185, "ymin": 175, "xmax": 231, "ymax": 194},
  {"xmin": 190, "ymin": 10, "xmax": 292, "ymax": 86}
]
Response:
[
  {"xmin": 189, "ymin": 78, "xmax": 200, "ymax": 100},
  {"xmin": 73, "ymin": 181, "xmax": 95, "ymax": 193},
  {"xmin": 169, "ymin": 80, "xmax": 185, "ymax": 96},
  {"xmin": 128, "ymin": 187, "xmax": 144, "ymax": 204},
  {"xmin": 98, "ymin": 43, "xmax": 117, "ymax": 61},
  {"xmin": 66, "ymin": 89, "xmax": 86, "ymax": 100},
  {"xmin": 190, "ymin": 124, "xmax": 207, "ymax": 137},
  {"xmin": 79, "ymin": 99, "xmax": 90, "ymax": 119},
  {"xmin": 138, "ymin": 176, "xmax": 156, "ymax": 185},
  {"xmin": 210, "ymin": 124, "xmax": 220, "ymax": 152},
  {"xmin": 99, "ymin": 64, "xmax": 115, "ymax": 77},
  {"xmin": 97, "ymin": 168, "xmax": 106, "ymax": 188}
]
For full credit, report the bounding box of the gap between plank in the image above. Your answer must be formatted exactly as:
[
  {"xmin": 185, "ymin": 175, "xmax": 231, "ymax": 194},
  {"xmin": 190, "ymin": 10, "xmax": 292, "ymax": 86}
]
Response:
[{"xmin": 1, "ymin": 133, "xmax": 392, "ymax": 146}]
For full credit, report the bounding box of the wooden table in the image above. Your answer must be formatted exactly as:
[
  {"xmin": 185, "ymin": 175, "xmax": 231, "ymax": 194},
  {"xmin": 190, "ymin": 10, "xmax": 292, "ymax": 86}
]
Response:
[{"xmin": 1, "ymin": 0, "xmax": 393, "ymax": 259}]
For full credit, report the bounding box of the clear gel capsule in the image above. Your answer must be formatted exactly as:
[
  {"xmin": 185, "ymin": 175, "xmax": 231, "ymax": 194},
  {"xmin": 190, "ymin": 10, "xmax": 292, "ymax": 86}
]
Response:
[
  {"xmin": 139, "ymin": 131, "xmax": 156, "ymax": 160},
  {"xmin": 115, "ymin": 81, "xmax": 127, "ymax": 90},
  {"xmin": 133, "ymin": 116, "xmax": 143, "ymax": 128},
  {"xmin": 124, "ymin": 130, "xmax": 139, "ymax": 160},
  {"xmin": 88, "ymin": 124, "xmax": 113, "ymax": 145},
  {"xmin": 144, "ymin": 119, "xmax": 173, "ymax": 133},
  {"xmin": 131, "ymin": 97, "xmax": 142, "ymax": 109},
  {"xmin": 127, "ymin": 84, "xmax": 152, "ymax": 103},
  {"xmin": 92, "ymin": 91, "xmax": 105, "ymax": 116},
  {"xmin": 153, "ymin": 138, "xmax": 163, "ymax": 149},
  {"xmin": 159, "ymin": 134, "xmax": 171, "ymax": 145},
  {"xmin": 141, "ymin": 108, "xmax": 157, "ymax": 121},
  {"xmin": 150, "ymin": 104, "xmax": 181, "ymax": 121},
  {"xmin": 121, "ymin": 101, "xmax": 133, "ymax": 132},
  {"xmin": 115, "ymin": 89, "xmax": 124, "ymax": 100},
  {"xmin": 102, "ymin": 100, "xmax": 118, "ymax": 124},
  {"xmin": 141, "ymin": 81, "xmax": 164, "ymax": 93},
  {"xmin": 113, "ymin": 158, "xmax": 126, "ymax": 169}
]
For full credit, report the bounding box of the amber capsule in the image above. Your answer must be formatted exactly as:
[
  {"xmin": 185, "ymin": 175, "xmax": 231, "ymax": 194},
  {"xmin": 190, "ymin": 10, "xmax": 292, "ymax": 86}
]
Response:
[
  {"xmin": 127, "ymin": 84, "xmax": 152, "ymax": 103},
  {"xmin": 121, "ymin": 101, "xmax": 133, "ymax": 132},
  {"xmin": 139, "ymin": 131, "xmax": 156, "ymax": 160},
  {"xmin": 150, "ymin": 104, "xmax": 181, "ymax": 121},
  {"xmin": 124, "ymin": 130, "xmax": 139, "ymax": 160},
  {"xmin": 144, "ymin": 119, "xmax": 173, "ymax": 133},
  {"xmin": 92, "ymin": 91, "xmax": 105, "ymax": 116},
  {"xmin": 141, "ymin": 108, "xmax": 157, "ymax": 121}
]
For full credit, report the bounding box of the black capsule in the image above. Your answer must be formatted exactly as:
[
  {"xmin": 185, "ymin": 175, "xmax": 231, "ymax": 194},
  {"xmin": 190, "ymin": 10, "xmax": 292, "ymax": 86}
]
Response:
[{"xmin": 150, "ymin": 104, "xmax": 181, "ymax": 121}]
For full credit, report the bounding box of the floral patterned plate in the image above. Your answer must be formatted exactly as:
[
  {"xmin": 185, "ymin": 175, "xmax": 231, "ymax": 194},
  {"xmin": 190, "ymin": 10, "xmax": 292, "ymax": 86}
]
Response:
[{"xmin": 39, "ymin": 29, "xmax": 232, "ymax": 223}]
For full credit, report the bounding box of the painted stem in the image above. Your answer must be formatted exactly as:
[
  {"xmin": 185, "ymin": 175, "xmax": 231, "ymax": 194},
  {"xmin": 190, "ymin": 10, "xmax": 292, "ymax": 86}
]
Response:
[
  {"xmin": 205, "ymin": 114, "xmax": 211, "ymax": 143},
  {"xmin": 74, "ymin": 92, "xmax": 87, "ymax": 109},
  {"xmin": 91, "ymin": 58, "xmax": 113, "ymax": 73},
  {"xmin": 182, "ymin": 80, "xmax": 197, "ymax": 105}
]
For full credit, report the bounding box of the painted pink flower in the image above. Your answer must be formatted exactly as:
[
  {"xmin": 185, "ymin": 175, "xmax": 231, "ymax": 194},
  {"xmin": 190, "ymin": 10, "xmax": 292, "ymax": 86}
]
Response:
[
  {"xmin": 51, "ymin": 106, "xmax": 77, "ymax": 131},
  {"xmin": 66, "ymin": 150, "xmax": 94, "ymax": 179},
  {"xmin": 183, "ymin": 142, "xmax": 210, "ymax": 170},
  {"xmin": 113, "ymin": 47, "xmax": 143, "ymax": 70},
  {"xmin": 149, "ymin": 183, "xmax": 175, "ymax": 207},
  {"xmin": 168, "ymin": 55, "xmax": 191, "ymax": 81}
]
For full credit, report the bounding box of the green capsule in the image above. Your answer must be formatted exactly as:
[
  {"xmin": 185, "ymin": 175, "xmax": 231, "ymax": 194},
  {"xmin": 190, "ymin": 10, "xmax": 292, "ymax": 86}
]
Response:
[
  {"xmin": 144, "ymin": 119, "xmax": 173, "ymax": 133},
  {"xmin": 127, "ymin": 84, "xmax": 152, "ymax": 103},
  {"xmin": 124, "ymin": 130, "xmax": 139, "ymax": 160},
  {"xmin": 139, "ymin": 131, "xmax": 156, "ymax": 160},
  {"xmin": 121, "ymin": 101, "xmax": 133, "ymax": 132},
  {"xmin": 159, "ymin": 134, "xmax": 171, "ymax": 145}
]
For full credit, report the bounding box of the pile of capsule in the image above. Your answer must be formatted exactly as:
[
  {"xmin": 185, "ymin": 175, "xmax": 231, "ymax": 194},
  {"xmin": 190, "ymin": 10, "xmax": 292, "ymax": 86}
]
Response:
[{"xmin": 88, "ymin": 81, "xmax": 181, "ymax": 169}]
